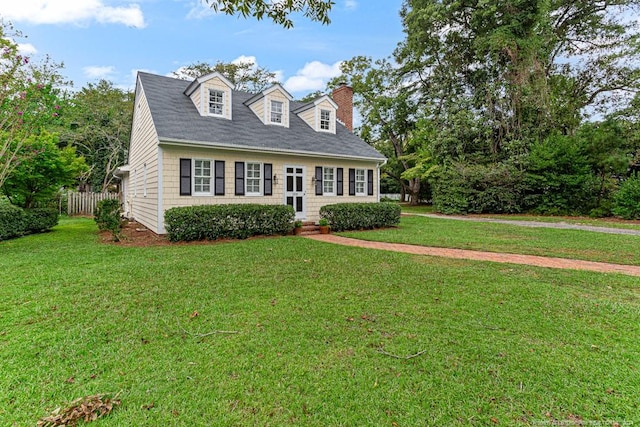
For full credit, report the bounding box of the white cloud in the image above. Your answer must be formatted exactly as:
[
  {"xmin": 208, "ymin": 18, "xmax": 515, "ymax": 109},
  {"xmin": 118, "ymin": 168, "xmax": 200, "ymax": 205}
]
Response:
[
  {"xmin": 83, "ymin": 65, "xmax": 116, "ymax": 79},
  {"xmin": 0, "ymin": 0, "xmax": 146, "ymax": 28},
  {"xmin": 185, "ymin": 1, "xmax": 217, "ymax": 19},
  {"xmin": 17, "ymin": 43, "xmax": 38, "ymax": 55},
  {"xmin": 284, "ymin": 61, "xmax": 343, "ymax": 93},
  {"xmin": 231, "ymin": 55, "xmax": 257, "ymax": 67},
  {"xmin": 345, "ymin": 0, "xmax": 358, "ymax": 11}
]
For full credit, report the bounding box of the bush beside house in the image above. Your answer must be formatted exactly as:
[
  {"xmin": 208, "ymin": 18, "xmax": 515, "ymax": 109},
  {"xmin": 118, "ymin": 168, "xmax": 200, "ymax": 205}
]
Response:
[
  {"xmin": 165, "ymin": 204, "xmax": 295, "ymax": 242},
  {"xmin": 319, "ymin": 202, "xmax": 401, "ymax": 232}
]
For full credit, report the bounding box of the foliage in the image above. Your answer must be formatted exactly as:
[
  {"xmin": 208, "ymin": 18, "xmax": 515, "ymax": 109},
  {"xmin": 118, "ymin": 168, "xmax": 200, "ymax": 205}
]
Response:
[
  {"xmin": 58, "ymin": 80, "xmax": 133, "ymax": 191},
  {"xmin": 613, "ymin": 175, "xmax": 640, "ymax": 220},
  {"xmin": 2, "ymin": 132, "xmax": 88, "ymax": 208},
  {"xmin": 0, "ymin": 200, "xmax": 57, "ymax": 241},
  {"xmin": 318, "ymin": 218, "xmax": 329, "ymax": 226},
  {"xmin": 173, "ymin": 60, "xmax": 279, "ymax": 93},
  {"xmin": 319, "ymin": 202, "xmax": 401, "ymax": 231},
  {"xmin": 0, "ymin": 23, "xmax": 67, "ymax": 189},
  {"xmin": 332, "ymin": 57, "xmax": 423, "ymax": 204},
  {"xmin": 165, "ymin": 204, "xmax": 295, "ymax": 242},
  {"xmin": 203, "ymin": 0, "xmax": 333, "ymax": 28},
  {"xmin": 431, "ymin": 163, "xmax": 529, "ymax": 215},
  {"xmin": 525, "ymin": 133, "xmax": 601, "ymax": 215},
  {"xmin": 94, "ymin": 198, "xmax": 122, "ymax": 240}
]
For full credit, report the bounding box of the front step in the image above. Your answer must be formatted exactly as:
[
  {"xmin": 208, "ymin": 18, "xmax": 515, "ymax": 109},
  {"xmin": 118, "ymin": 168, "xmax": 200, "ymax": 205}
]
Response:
[{"xmin": 298, "ymin": 221, "xmax": 320, "ymax": 236}]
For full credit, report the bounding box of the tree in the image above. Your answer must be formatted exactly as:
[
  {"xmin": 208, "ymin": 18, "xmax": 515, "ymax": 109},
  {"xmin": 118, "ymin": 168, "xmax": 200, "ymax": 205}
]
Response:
[
  {"xmin": 173, "ymin": 60, "xmax": 279, "ymax": 93},
  {"xmin": 203, "ymin": 0, "xmax": 333, "ymax": 28},
  {"xmin": 0, "ymin": 23, "xmax": 66, "ymax": 190},
  {"xmin": 58, "ymin": 80, "xmax": 133, "ymax": 191},
  {"xmin": 2, "ymin": 132, "xmax": 88, "ymax": 208},
  {"xmin": 331, "ymin": 56, "xmax": 424, "ymax": 204}
]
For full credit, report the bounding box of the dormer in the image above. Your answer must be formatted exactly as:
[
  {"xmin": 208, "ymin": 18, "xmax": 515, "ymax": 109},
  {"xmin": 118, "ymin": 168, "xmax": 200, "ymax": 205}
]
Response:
[
  {"xmin": 183, "ymin": 72, "xmax": 234, "ymax": 120},
  {"xmin": 293, "ymin": 95, "xmax": 338, "ymax": 134},
  {"xmin": 244, "ymin": 84, "xmax": 293, "ymax": 128}
]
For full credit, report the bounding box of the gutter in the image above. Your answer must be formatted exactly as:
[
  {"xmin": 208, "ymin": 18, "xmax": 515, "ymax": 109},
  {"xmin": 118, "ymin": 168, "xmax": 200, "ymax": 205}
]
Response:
[
  {"xmin": 377, "ymin": 158, "xmax": 388, "ymax": 203},
  {"xmin": 158, "ymin": 138, "xmax": 386, "ymax": 163}
]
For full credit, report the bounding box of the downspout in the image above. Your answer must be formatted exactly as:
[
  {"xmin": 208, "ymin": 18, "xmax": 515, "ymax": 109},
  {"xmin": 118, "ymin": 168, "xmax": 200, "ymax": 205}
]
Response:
[{"xmin": 377, "ymin": 159, "xmax": 388, "ymax": 202}]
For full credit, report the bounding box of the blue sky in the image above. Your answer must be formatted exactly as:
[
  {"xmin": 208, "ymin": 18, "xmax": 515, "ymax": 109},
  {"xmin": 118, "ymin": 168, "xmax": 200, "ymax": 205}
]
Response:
[{"xmin": 1, "ymin": 0, "xmax": 405, "ymax": 97}]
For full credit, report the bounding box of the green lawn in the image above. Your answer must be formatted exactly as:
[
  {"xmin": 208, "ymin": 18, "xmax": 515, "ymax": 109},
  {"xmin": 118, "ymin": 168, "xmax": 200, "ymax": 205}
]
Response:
[
  {"xmin": 340, "ymin": 215, "xmax": 640, "ymax": 266},
  {"xmin": 1, "ymin": 218, "xmax": 639, "ymax": 425}
]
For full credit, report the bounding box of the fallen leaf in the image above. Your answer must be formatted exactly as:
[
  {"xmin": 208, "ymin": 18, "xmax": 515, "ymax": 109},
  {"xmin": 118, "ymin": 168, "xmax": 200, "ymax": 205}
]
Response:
[
  {"xmin": 141, "ymin": 402, "xmax": 155, "ymax": 410},
  {"xmin": 37, "ymin": 393, "xmax": 121, "ymax": 427},
  {"xmin": 189, "ymin": 311, "xmax": 199, "ymax": 319},
  {"xmin": 64, "ymin": 376, "xmax": 75, "ymax": 384}
]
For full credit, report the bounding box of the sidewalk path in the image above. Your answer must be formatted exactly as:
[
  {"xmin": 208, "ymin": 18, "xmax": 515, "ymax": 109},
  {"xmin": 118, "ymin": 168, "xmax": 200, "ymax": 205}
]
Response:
[
  {"xmin": 305, "ymin": 234, "xmax": 640, "ymax": 277},
  {"xmin": 411, "ymin": 213, "xmax": 640, "ymax": 236}
]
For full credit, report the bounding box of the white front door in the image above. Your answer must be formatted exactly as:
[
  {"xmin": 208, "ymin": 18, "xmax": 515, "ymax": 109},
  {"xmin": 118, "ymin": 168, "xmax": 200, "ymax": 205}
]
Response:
[{"xmin": 284, "ymin": 165, "xmax": 306, "ymax": 220}]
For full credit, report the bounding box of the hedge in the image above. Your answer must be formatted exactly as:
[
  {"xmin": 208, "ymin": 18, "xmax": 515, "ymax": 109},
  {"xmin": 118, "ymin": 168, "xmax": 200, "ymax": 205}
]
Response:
[
  {"xmin": 164, "ymin": 204, "xmax": 295, "ymax": 242},
  {"xmin": 0, "ymin": 202, "xmax": 58, "ymax": 241},
  {"xmin": 319, "ymin": 202, "xmax": 401, "ymax": 232}
]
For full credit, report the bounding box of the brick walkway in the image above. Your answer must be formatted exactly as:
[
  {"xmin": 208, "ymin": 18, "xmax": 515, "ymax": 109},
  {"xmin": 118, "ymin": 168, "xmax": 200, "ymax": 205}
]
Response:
[{"xmin": 305, "ymin": 234, "xmax": 640, "ymax": 277}]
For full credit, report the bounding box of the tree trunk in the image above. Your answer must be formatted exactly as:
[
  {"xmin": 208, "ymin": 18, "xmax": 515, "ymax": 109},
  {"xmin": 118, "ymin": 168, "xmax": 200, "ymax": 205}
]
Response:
[{"xmin": 408, "ymin": 179, "xmax": 421, "ymax": 205}]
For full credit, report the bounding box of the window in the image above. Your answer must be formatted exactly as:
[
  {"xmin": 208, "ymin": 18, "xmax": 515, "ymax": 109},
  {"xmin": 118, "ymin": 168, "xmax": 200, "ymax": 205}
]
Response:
[
  {"xmin": 355, "ymin": 168, "xmax": 366, "ymax": 195},
  {"xmin": 270, "ymin": 100, "xmax": 283, "ymax": 124},
  {"xmin": 143, "ymin": 163, "xmax": 147, "ymax": 197},
  {"xmin": 194, "ymin": 159, "xmax": 212, "ymax": 194},
  {"xmin": 246, "ymin": 162, "xmax": 261, "ymax": 195},
  {"xmin": 323, "ymin": 167, "xmax": 335, "ymax": 195},
  {"xmin": 209, "ymin": 90, "xmax": 224, "ymax": 116},
  {"xmin": 320, "ymin": 109, "xmax": 331, "ymax": 131}
]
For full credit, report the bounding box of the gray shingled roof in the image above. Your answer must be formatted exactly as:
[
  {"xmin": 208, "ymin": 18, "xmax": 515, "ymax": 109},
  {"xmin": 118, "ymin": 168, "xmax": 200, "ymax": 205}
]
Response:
[{"xmin": 139, "ymin": 72, "xmax": 386, "ymax": 161}]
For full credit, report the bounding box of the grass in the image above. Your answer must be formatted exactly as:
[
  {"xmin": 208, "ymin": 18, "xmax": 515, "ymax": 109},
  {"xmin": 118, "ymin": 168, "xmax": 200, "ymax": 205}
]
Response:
[
  {"xmin": 1, "ymin": 217, "xmax": 639, "ymax": 425},
  {"xmin": 399, "ymin": 203, "xmax": 640, "ymax": 231},
  {"xmin": 340, "ymin": 215, "xmax": 640, "ymax": 266}
]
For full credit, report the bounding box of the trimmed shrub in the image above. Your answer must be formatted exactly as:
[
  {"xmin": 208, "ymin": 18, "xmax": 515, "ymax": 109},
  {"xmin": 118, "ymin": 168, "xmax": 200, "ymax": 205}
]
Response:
[
  {"xmin": 164, "ymin": 204, "xmax": 295, "ymax": 242},
  {"xmin": 319, "ymin": 202, "xmax": 401, "ymax": 232},
  {"xmin": 0, "ymin": 203, "xmax": 58, "ymax": 241},
  {"xmin": 612, "ymin": 175, "xmax": 640, "ymax": 220},
  {"xmin": 0, "ymin": 202, "xmax": 27, "ymax": 241},
  {"xmin": 24, "ymin": 208, "xmax": 59, "ymax": 233},
  {"xmin": 95, "ymin": 199, "xmax": 122, "ymax": 241}
]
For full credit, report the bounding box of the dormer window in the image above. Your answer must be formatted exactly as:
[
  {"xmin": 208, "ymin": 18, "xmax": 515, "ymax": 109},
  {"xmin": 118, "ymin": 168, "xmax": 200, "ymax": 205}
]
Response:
[
  {"xmin": 320, "ymin": 109, "xmax": 331, "ymax": 131},
  {"xmin": 270, "ymin": 100, "xmax": 283, "ymax": 124},
  {"xmin": 209, "ymin": 90, "xmax": 224, "ymax": 116}
]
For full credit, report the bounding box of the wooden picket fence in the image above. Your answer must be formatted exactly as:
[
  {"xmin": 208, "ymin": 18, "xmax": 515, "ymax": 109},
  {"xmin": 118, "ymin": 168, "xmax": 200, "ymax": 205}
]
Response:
[{"xmin": 66, "ymin": 192, "xmax": 120, "ymax": 216}]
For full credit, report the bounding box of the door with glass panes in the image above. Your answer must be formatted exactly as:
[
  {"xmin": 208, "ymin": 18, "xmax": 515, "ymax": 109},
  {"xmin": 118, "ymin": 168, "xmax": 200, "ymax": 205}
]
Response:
[{"xmin": 284, "ymin": 166, "xmax": 305, "ymax": 220}]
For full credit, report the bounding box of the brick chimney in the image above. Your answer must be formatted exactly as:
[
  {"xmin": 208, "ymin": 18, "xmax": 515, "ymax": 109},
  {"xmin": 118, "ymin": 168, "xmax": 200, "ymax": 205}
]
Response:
[{"xmin": 332, "ymin": 83, "xmax": 353, "ymax": 132}]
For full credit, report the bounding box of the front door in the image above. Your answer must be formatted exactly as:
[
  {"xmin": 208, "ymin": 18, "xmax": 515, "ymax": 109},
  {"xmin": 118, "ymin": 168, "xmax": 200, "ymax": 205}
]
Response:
[{"xmin": 284, "ymin": 165, "xmax": 305, "ymax": 220}]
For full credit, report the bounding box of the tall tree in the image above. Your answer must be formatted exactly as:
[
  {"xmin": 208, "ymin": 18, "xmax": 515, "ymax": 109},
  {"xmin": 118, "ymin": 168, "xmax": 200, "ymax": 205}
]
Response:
[
  {"xmin": 59, "ymin": 80, "xmax": 133, "ymax": 191},
  {"xmin": 202, "ymin": 0, "xmax": 333, "ymax": 28},
  {"xmin": 396, "ymin": 0, "xmax": 640, "ymax": 163},
  {"xmin": 331, "ymin": 56, "xmax": 423, "ymax": 204},
  {"xmin": 173, "ymin": 60, "xmax": 279, "ymax": 93},
  {"xmin": 0, "ymin": 23, "xmax": 66, "ymax": 189}
]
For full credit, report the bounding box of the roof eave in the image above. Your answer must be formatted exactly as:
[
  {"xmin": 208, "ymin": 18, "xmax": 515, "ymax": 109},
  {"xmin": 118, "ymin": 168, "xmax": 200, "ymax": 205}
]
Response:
[{"xmin": 158, "ymin": 138, "xmax": 386, "ymax": 163}]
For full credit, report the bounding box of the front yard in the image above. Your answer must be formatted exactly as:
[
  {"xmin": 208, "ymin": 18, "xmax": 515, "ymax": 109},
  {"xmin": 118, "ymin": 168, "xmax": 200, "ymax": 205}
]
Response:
[{"xmin": 1, "ymin": 217, "xmax": 638, "ymax": 425}]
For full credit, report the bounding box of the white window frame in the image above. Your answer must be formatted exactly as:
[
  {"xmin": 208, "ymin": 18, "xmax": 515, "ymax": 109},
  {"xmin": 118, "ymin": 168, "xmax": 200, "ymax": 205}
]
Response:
[
  {"xmin": 270, "ymin": 100, "xmax": 283, "ymax": 124},
  {"xmin": 245, "ymin": 162, "xmax": 262, "ymax": 196},
  {"xmin": 320, "ymin": 109, "xmax": 331, "ymax": 131},
  {"xmin": 143, "ymin": 163, "xmax": 147, "ymax": 197},
  {"xmin": 208, "ymin": 89, "xmax": 224, "ymax": 116},
  {"xmin": 323, "ymin": 166, "xmax": 335, "ymax": 195},
  {"xmin": 355, "ymin": 168, "xmax": 366, "ymax": 196},
  {"xmin": 193, "ymin": 158, "xmax": 213, "ymax": 195}
]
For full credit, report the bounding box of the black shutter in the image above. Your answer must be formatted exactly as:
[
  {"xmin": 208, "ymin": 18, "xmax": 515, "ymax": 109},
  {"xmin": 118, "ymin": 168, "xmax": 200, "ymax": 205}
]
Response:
[
  {"xmin": 315, "ymin": 166, "xmax": 323, "ymax": 196},
  {"xmin": 180, "ymin": 158, "xmax": 191, "ymax": 196},
  {"xmin": 235, "ymin": 162, "xmax": 245, "ymax": 195},
  {"xmin": 336, "ymin": 168, "xmax": 344, "ymax": 196},
  {"xmin": 215, "ymin": 160, "xmax": 225, "ymax": 196},
  {"xmin": 367, "ymin": 169, "xmax": 374, "ymax": 196},
  {"xmin": 264, "ymin": 163, "xmax": 273, "ymax": 196},
  {"xmin": 348, "ymin": 168, "xmax": 356, "ymax": 196}
]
